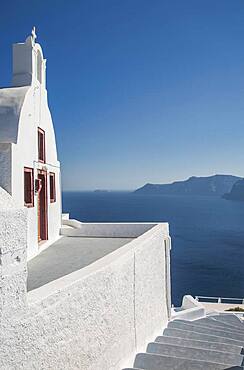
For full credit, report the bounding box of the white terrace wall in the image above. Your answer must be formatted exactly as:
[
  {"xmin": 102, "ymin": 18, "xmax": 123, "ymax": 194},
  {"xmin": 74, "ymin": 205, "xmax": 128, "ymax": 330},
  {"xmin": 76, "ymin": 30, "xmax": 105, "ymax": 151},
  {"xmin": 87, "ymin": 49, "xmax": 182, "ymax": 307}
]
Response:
[
  {"xmin": 1, "ymin": 220, "xmax": 171, "ymax": 370},
  {"xmin": 62, "ymin": 221, "xmax": 158, "ymax": 237}
]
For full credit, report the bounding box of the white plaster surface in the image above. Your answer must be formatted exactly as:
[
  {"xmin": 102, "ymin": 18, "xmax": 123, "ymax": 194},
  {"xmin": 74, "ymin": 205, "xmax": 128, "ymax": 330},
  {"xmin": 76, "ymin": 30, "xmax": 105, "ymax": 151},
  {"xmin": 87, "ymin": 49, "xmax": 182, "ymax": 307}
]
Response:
[
  {"xmin": 0, "ymin": 186, "xmax": 15, "ymax": 209},
  {"xmin": 0, "ymin": 86, "xmax": 29, "ymax": 143},
  {"xmin": 61, "ymin": 221, "xmax": 164, "ymax": 238},
  {"xmin": 182, "ymin": 295, "xmax": 205, "ymax": 310},
  {"xmin": 171, "ymin": 295, "xmax": 206, "ymax": 321},
  {"xmin": 62, "ymin": 213, "xmax": 70, "ymax": 220},
  {"xmin": 1, "ymin": 223, "xmax": 171, "ymax": 370},
  {"xmin": 0, "ymin": 143, "xmax": 11, "ymax": 193},
  {"xmin": 0, "ymin": 189, "xmax": 27, "ymax": 321}
]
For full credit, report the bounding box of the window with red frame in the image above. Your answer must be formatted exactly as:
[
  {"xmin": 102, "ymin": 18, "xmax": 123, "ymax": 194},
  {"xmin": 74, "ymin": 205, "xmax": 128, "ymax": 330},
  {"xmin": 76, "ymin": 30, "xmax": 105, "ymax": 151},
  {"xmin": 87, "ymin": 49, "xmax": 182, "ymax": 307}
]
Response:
[
  {"xmin": 49, "ymin": 172, "xmax": 56, "ymax": 203},
  {"xmin": 38, "ymin": 128, "xmax": 45, "ymax": 163},
  {"xmin": 24, "ymin": 167, "xmax": 34, "ymax": 207}
]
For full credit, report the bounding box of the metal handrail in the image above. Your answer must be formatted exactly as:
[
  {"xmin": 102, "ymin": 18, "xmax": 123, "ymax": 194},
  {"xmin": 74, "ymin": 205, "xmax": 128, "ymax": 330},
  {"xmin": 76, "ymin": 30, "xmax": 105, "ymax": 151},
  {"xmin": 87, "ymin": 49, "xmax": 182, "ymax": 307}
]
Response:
[{"xmin": 195, "ymin": 296, "xmax": 244, "ymax": 304}]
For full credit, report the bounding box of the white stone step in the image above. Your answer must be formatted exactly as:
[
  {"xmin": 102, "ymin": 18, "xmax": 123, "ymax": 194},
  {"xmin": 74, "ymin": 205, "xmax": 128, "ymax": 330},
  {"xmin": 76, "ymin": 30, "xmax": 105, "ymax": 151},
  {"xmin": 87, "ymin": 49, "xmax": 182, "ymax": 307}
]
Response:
[
  {"xmin": 134, "ymin": 353, "xmax": 244, "ymax": 370},
  {"xmin": 155, "ymin": 335, "xmax": 243, "ymax": 354},
  {"xmin": 168, "ymin": 321, "xmax": 244, "ymax": 342},
  {"xmin": 214, "ymin": 314, "xmax": 244, "ymax": 329},
  {"xmin": 123, "ymin": 313, "xmax": 244, "ymax": 370},
  {"xmin": 191, "ymin": 317, "xmax": 244, "ymax": 333},
  {"xmin": 163, "ymin": 327, "xmax": 244, "ymax": 346},
  {"xmin": 146, "ymin": 342, "xmax": 244, "ymax": 366}
]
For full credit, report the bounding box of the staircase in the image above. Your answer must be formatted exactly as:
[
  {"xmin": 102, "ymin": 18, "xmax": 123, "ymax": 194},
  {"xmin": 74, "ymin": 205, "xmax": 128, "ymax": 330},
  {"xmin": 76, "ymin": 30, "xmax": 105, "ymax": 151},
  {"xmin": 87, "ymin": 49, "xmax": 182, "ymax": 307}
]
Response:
[{"xmin": 123, "ymin": 313, "xmax": 244, "ymax": 370}]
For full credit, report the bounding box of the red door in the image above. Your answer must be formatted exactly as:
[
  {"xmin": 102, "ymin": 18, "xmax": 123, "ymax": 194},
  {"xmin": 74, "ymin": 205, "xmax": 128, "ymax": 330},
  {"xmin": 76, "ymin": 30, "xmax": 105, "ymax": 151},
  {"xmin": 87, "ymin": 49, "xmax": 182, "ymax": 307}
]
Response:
[{"xmin": 37, "ymin": 170, "xmax": 48, "ymax": 242}]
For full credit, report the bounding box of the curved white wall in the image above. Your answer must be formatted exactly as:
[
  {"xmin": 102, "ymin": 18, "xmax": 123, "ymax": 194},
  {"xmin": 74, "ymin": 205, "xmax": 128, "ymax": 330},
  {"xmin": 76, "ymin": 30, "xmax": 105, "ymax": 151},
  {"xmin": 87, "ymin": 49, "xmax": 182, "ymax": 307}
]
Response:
[{"xmin": 1, "ymin": 224, "xmax": 171, "ymax": 370}]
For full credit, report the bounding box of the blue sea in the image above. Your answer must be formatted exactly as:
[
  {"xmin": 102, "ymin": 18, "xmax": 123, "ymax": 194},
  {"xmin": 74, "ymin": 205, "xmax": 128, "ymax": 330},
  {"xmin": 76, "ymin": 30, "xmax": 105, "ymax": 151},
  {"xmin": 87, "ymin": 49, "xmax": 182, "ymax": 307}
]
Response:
[{"xmin": 62, "ymin": 191, "xmax": 244, "ymax": 306}]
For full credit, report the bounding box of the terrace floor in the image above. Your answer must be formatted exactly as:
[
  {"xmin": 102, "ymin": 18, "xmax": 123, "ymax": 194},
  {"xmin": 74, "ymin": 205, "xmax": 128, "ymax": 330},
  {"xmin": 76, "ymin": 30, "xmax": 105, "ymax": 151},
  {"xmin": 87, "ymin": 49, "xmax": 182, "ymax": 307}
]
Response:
[
  {"xmin": 202, "ymin": 302, "xmax": 244, "ymax": 312},
  {"xmin": 27, "ymin": 236, "xmax": 133, "ymax": 291}
]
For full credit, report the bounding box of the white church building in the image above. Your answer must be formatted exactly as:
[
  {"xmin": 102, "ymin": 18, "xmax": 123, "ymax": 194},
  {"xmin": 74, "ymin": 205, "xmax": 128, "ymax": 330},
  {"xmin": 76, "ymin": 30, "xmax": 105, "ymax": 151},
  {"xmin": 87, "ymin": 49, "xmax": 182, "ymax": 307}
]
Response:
[
  {"xmin": 0, "ymin": 28, "xmax": 61, "ymax": 259},
  {"xmin": 1, "ymin": 31, "xmax": 243, "ymax": 370}
]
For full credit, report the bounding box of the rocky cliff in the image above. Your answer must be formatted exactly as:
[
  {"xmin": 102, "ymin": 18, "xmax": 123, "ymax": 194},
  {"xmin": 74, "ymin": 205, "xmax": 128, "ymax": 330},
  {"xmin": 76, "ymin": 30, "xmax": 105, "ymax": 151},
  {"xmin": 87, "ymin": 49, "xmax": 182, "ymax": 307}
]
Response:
[{"xmin": 135, "ymin": 175, "xmax": 242, "ymax": 196}]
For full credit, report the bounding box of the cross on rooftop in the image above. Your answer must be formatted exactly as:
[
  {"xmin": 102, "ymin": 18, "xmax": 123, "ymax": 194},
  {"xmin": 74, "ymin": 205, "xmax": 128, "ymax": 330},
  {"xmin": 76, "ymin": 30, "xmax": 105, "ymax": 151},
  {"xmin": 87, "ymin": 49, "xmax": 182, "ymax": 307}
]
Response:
[{"xmin": 31, "ymin": 26, "xmax": 37, "ymax": 41}]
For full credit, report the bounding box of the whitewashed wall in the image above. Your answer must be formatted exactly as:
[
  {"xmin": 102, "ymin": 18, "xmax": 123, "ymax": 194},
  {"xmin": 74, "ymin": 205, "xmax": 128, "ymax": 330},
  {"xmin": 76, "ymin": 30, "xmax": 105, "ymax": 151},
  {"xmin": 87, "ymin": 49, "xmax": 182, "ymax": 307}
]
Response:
[
  {"xmin": 1, "ymin": 223, "xmax": 171, "ymax": 370},
  {"xmin": 0, "ymin": 188, "xmax": 27, "ymax": 321},
  {"xmin": 62, "ymin": 221, "xmax": 158, "ymax": 237},
  {"xmin": 0, "ymin": 143, "xmax": 11, "ymax": 193},
  {"xmin": 10, "ymin": 85, "xmax": 62, "ymax": 259}
]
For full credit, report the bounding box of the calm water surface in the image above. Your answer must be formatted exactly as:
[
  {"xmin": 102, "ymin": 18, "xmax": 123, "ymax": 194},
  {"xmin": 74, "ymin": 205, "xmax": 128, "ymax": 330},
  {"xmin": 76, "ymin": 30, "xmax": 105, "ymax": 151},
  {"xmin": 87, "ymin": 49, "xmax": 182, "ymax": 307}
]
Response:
[{"xmin": 62, "ymin": 191, "xmax": 244, "ymax": 306}]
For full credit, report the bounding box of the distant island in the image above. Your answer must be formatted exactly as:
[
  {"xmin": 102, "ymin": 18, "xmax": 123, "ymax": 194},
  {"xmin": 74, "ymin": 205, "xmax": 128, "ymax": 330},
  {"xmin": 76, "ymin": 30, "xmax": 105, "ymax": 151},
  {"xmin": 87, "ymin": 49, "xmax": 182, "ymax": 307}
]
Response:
[
  {"xmin": 134, "ymin": 175, "xmax": 242, "ymax": 196},
  {"xmin": 223, "ymin": 179, "xmax": 244, "ymax": 201}
]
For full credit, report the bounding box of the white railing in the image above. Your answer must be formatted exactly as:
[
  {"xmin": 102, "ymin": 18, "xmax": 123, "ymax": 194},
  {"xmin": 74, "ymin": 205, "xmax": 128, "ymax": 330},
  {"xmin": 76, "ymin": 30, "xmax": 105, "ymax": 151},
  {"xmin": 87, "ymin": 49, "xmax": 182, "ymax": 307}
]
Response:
[{"xmin": 195, "ymin": 296, "xmax": 244, "ymax": 304}]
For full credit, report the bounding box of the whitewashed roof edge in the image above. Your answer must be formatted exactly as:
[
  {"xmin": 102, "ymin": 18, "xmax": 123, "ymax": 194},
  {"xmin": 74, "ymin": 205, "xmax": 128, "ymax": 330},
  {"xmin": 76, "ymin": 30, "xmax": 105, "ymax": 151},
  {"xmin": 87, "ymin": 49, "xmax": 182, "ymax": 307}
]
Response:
[{"xmin": 0, "ymin": 85, "xmax": 30, "ymax": 144}]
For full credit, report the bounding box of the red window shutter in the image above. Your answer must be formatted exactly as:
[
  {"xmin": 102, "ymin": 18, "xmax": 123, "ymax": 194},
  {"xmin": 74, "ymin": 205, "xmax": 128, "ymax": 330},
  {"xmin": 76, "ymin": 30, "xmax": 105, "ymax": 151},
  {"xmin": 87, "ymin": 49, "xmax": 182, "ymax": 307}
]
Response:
[
  {"xmin": 24, "ymin": 168, "xmax": 34, "ymax": 207},
  {"xmin": 50, "ymin": 172, "xmax": 56, "ymax": 203},
  {"xmin": 38, "ymin": 128, "xmax": 46, "ymax": 163}
]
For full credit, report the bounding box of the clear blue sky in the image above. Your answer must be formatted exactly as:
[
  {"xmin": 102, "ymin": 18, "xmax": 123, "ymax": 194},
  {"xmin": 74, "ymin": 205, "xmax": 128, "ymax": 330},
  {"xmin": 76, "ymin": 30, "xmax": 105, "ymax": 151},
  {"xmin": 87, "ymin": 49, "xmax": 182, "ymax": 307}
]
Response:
[{"xmin": 1, "ymin": 1, "xmax": 244, "ymax": 190}]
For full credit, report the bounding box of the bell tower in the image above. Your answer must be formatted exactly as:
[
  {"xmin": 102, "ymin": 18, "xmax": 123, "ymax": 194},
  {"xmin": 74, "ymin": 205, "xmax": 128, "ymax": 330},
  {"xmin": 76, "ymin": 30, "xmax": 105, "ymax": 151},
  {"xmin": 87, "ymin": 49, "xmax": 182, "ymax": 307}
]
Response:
[{"xmin": 12, "ymin": 27, "xmax": 46, "ymax": 88}]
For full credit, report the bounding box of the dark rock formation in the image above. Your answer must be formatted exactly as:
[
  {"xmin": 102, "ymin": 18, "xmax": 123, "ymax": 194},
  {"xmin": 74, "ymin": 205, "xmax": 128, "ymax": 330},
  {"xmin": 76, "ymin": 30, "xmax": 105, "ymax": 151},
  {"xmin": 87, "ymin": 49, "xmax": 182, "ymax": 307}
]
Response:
[{"xmin": 223, "ymin": 179, "xmax": 244, "ymax": 201}]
